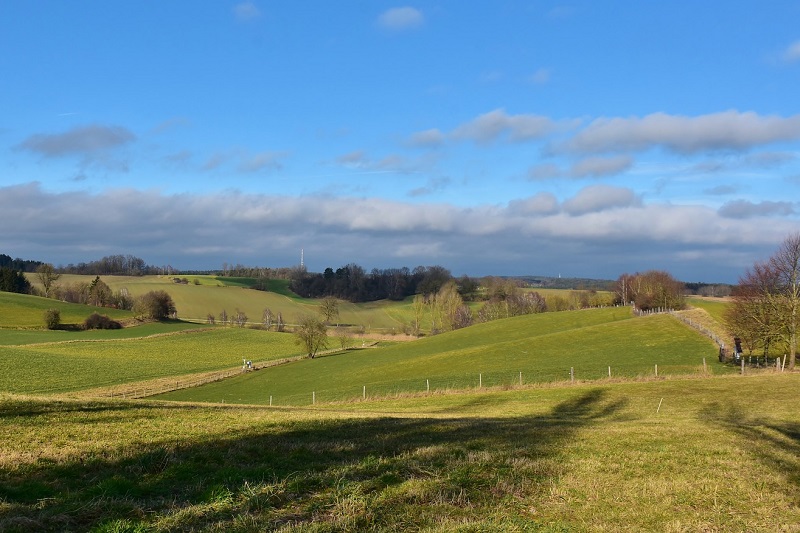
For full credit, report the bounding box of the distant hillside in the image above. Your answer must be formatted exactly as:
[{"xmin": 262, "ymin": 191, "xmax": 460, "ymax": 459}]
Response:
[{"xmin": 514, "ymin": 275, "xmax": 615, "ymax": 291}]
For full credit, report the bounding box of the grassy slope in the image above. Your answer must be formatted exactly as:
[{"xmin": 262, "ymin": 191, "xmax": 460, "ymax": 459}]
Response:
[
  {"xmin": 687, "ymin": 296, "xmax": 729, "ymax": 323},
  {"xmin": 27, "ymin": 275, "xmax": 410, "ymax": 330},
  {"xmin": 157, "ymin": 308, "xmax": 726, "ymax": 405},
  {"xmin": 0, "ymin": 328, "xmax": 304, "ymax": 394},
  {"xmin": 0, "ymin": 291, "xmax": 133, "ymax": 329},
  {"xmin": 1, "ymin": 374, "xmax": 798, "ymax": 531}
]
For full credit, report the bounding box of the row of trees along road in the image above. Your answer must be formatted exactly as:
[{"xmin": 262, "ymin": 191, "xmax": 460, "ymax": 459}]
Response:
[{"xmin": 725, "ymin": 233, "xmax": 800, "ymax": 370}]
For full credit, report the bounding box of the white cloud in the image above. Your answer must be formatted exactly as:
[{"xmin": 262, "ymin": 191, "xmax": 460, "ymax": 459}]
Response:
[
  {"xmin": 451, "ymin": 109, "xmax": 556, "ymax": 144},
  {"xmin": 508, "ymin": 192, "xmax": 559, "ymax": 215},
  {"xmin": 718, "ymin": 200, "xmax": 795, "ymax": 219},
  {"xmin": 17, "ymin": 124, "xmax": 135, "ymax": 158},
  {"xmin": 4, "ymin": 182, "xmax": 795, "ymax": 282},
  {"xmin": 569, "ymin": 155, "xmax": 632, "ymax": 178},
  {"xmin": 561, "ymin": 110, "xmax": 800, "ymax": 154},
  {"xmin": 562, "ymin": 185, "xmax": 640, "ymax": 215},
  {"xmin": 377, "ymin": 7, "xmax": 424, "ymax": 31},
  {"xmin": 407, "ymin": 128, "xmax": 446, "ymax": 148},
  {"xmin": 237, "ymin": 151, "xmax": 286, "ymax": 173}
]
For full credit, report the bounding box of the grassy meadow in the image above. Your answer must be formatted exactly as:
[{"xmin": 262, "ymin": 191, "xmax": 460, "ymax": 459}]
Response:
[
  {"xmin": 25, "ymin": 274, "xmax": 413, "ymax": 331},
  {"xmin": 1, "ymin": 374, "xmax": 799, "ymax": 531},
  {"xmin": 0, "ymin": 327, "xmax": 303, "ymax": 395},
  {"xmin": 155, "ymin": 307, "xmax": 726, "ymax": 406},
  {"xmin": 4, "ymin": 280, "xmax": 795, "ymax": 531}
]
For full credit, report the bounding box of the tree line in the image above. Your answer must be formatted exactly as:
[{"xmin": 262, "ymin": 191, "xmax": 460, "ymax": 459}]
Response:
[
  {"xmin": 289, "ymin": 264, "xmax": 457, "ymax": 302},
  {"xmin": 725, "ymin": 233, "xmax": 800, "ymax": 370}
]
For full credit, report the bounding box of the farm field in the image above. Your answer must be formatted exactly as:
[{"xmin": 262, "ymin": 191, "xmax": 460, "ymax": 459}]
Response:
[
  {"xmin": 1, "ymin": 374, "xmax": 798, "ymax": 531},
  {"xmin": 1, "ymin": 281, "xmax": 795, "ymax": 531},
  {"xmin": 155, "ymin": 307, "xmax": 729, "ymax": 406},
  {"xmin": 0, "ymin": 291, "xmax": 134, "ymax": 330},
  {"xmin": 25, "ymin": 274, "xmax": 414, "ymax": 331},
  {"xmin": 0, "ymin": 327, "xmax": 303, "ymax": 395}
]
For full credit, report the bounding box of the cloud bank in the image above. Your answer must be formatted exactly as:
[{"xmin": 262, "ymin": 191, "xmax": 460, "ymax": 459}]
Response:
[{"xmin": 2, "ymin": 182, "xmax": 789, "ymax": 282}]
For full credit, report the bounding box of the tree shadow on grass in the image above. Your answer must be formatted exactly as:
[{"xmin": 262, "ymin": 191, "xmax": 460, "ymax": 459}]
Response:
[
  {"xmin": 699, "ymin": 403, "xmax": 800, "ymax": 489},
  {"xmin": 0, "ymin": 389, "xmax": 626, "ymax": 532}
]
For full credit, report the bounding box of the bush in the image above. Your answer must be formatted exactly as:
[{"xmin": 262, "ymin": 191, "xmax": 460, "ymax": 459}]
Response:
[
  {"xmin": 43, "ymin": 308, "xmax": 61, "ymax": 330},
  {"xmin": 83, "ymin": 313, "xmax": 122, "ymax": 330},
  {"xmin": 133, "ymin": 290, "xmax": 176, "ymax": 320}
]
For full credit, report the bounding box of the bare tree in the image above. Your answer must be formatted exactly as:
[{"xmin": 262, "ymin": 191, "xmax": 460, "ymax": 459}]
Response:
[
  {"xmin": 319, "ymin": 296, "xmax": 340, "ymax": 325},
  {"xmin": 411, "ymin": 294, "xmax": 426, "ymax": 336},
  {"xmin": 263, "ymin": 308, "xmax": 274, "ymax": 329},
  {"xmin": 234, "ymin": 309, "xmax": 248, "ymax": 328},
  {"xmin": 334, "ymin": 326, "xmax": 353, "ymax": 350},
  {"xmin": 294, "ymin": 314, "xmax": 328, "ymax": 358},
  {"xmin": 726, "ymin": 233, "xmax": 800, "ymax": 368},
  {"xmin": 725, "ymin": 261, "xmax": 780, "ymax": 357},
  {"xmin": 769, "ymin": 233, "xmax": 800, "ymax": 369},
  {"xmin": 36, "ymin": 263, "xmax": 60, "ymax": 298}
]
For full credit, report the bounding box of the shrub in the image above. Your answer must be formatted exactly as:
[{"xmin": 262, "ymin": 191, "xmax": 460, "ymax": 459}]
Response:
[
  {"xmin": 83, "ymin": 313, "xmax": 122, "ymax": 330},
  {"xmin": 43, "ymin": 308, "xmax": 61, "ymax": 330},
  {"xmin": 133, "ymin": 290, "xmax": 176, "ymax": 320}
]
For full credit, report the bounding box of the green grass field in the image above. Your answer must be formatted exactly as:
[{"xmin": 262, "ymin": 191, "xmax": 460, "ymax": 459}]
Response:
[
  {"xmin": 1, "ymin": 374, "xmax": 798, "ymax": 531},
  {"xmin": 156, "ymin": 308, "xmax": 726, "ymax": 406},
  {"xmin": 0, "ymin": 291, "xmax": 134, "ymax": 330},
  {"xmin": 686, "ymin": 296, "xmax": 730, "ymax": 323},
  {"xmin": 26, "ymin": 274, "xmax": 413, "ymax": 331},
  {"xmin": 0, "ymin": 327, "xmax": 304, "ymax": 394}
]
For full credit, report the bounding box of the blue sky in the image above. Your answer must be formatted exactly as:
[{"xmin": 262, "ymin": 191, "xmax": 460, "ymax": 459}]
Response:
[{"xmin": 2, "ymin": 1, "xmax": 800, "ymax": 282}]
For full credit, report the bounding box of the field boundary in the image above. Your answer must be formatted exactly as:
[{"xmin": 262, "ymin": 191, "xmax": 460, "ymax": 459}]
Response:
[{"xmin": 70, "ymin": 342, "xmax": 380, "ymax": 400}]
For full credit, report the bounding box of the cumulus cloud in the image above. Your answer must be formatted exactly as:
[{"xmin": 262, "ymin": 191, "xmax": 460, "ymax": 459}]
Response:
[
  {"xmin": 237, "ymin": 151, "xmax": 286, "ymax": 173},
  {"xmin": 561, "ymin": 110, "xmax": 800, "ymax": 154},
  {"xmin": 17, "ymin": 124, "xmax": 135, "ymax": 158},
  {"xmin": 451, "ymin": 109, "xmax": 556, "ymax": 144},
  {"xmin": 718, "ymin": 200, "xmax": 795, "ymax": 219},
  {"xmin": 2, "ymin": 182, "xmax": 794, "ymax": 282},
  {"xmin": 407, "ymin": 128, "xmax": 446, "ymax": 148},
  {"xmin": 569, "ymin": 155, "xmax": 633, "ymax": 178},
  {"xmin": 377, "ymin": 7, "xmax": 424, "ymax": 31},
  {"xmin": 508, "ymin": 192, "xmax": 559, "ymax": 215},
  {"xmin": 562, "ymin": 185, "xmax": 641, "ymax": 215}
]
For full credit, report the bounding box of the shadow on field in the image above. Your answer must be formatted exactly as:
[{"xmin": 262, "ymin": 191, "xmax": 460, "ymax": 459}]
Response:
[
  {"xmin": 0, "ymin": 389, "xmax": 625, "ymax": 532},
  {"xmin": 699, "ymin": 404, "xmax": 800, "ymax": 488}
]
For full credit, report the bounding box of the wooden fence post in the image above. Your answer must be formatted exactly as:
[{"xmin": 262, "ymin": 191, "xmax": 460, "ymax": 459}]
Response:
[{"xmin": 570, "ymin": 367, "xmax": 574, "ymax": 383}]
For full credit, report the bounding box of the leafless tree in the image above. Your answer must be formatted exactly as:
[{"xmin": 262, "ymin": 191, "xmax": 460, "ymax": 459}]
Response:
[
  {"xmin": 294, "ymin": 314, "xmax": 328, "ymax": 358},
  {"xmin": 36, "ymin": 263, "xmax": 61, "ymax": 298},
  {"xmin": 319, "ymin": 296, "xmax": 340, "ymax": 325}
]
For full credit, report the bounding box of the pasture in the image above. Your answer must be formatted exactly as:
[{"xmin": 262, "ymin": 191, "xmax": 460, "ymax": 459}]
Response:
[
  {"xmin": 155, "ymin": 308, "xmax": 727, "ymax": 406},
  {"xmin": 0, "ymin": 327, "xmax": 303, "ymax": 395},
  {"xmin": 3, "ymin": 281, "xmax": 789, "ymax": 531},
  {"xmin": 1, "ymin": 374, "xmax": 798, "ymax": 531},
  {"xmin": 0, "ymin": 291, "xmax": 133, "ymax": 330},
  {"xmin": 25, "ymin": 274, "xmax": 413, "ymax": 331}
]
